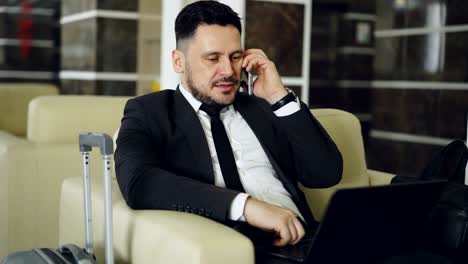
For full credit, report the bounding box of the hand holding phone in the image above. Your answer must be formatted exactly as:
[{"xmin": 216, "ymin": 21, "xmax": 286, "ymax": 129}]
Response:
[{"xmin": 242, "ymin": 49, "xmax": 289, "ymax": 104}]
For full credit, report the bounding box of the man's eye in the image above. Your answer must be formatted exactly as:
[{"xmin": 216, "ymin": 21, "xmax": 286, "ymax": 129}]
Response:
[
  {"xmin": 231, "ymin": 56, "xmax": 242, "ymax": 61},
  {"xmin": 207, "ymin": 57, "xmax": 218, "ymax": 61}
]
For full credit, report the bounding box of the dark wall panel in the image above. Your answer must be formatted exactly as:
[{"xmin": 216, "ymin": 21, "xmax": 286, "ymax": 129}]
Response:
[
  {"xmin": 246, "ymin": 1, "xmax": 304, "ymax": 77},
  {"xmin": 375, "ymin": 0, "xmax": 406, "ymax": 30},
  {"xmin": 61, "ymin": 0, "xmax": 139, "ymax": 95},
  {"xmin": 61, "ymin": 19, "xmax": 96, "ymax": 71},
  {"xmin": 371, "ymin": 89, "xmax": 468, "ymax": 139},
  {"xmin": 97, "ymin": 1, "xmax": 138, "ymax": 12},
  {"xmin": 61, "ymin": 0, "xmax": 95, "ymax": 17},
  {"xmin": 374, "ymin": 37, "xmax": 405, "ymax": 80},
  {"xmin": 0, "ymin": 46, "xmax": 56, "ymax": 71},
  {"xmin": 405, "ymin": 33, "xmax": 468, "ymax": 82},
  {"xmin": 346, "ymin": 0, "xmax": 375, "ymax": 13},
  {"xmin": 370, "ymin": 0, "xmax": 468, "ymax": 175},
  {"xmin": 0, "ymin": 0, "xmax": 60, "ymax": 83},
  {"xmin": 60, "ymin": 79, "xmax": 136, "ymax": 96},
  {"xmin": 336, "ymin": 54, "xmax": 374, "ymax": 80},
  {"xmin": 96, "ymin": 18, "xmax": 137, "ymax": 73},
  {"xmin": 446, "ymin": 0, "xmax": 468, "ymax": 25},
  {"xmin": 367, "ymin": 138, "xmax": 444, "ymax": 177}
]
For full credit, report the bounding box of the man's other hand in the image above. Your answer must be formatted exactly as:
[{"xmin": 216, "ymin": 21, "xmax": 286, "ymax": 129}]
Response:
[{"xmin": 243, "ymin": 197, "xmax": 305, "ymax": 247}]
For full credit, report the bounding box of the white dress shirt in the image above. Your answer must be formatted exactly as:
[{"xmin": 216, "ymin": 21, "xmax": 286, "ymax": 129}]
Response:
[{"xmin": 179, "ymin": 84, "xmax": 304, "ymax": 221}]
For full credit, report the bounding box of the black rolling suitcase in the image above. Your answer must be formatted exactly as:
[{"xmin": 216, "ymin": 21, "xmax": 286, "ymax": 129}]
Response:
[{"xmin": 1, "ymin": 133, "xmax": 115, "ymax": 264}]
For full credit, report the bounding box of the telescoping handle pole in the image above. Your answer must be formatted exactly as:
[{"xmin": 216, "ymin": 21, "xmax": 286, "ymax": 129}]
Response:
[
  {"xmin": 81, "ymin": 151, "xmax": 93, "ymax": 255},
  {"xmin": 79, "ymin": 132, "xmax": 114, "ymax": 264},
  {"xmin": 465, "ymin": 115, "xmax": 467, "ymax": 186}
]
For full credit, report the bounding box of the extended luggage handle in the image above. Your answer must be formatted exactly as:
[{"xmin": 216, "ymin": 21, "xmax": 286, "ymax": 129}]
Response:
[
  {"xmin": 79, "ymin": 133, "xmax": 113, "ymax": 155},
  {"xmin": 79, "ymin": 132, "xmax": 114, "ymax": 264}
]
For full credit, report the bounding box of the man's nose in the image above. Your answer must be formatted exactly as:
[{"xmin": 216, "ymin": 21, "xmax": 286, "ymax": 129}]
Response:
[{"xmin": 219, "ymin": 58, "xmax": 234, "ymax": 77}]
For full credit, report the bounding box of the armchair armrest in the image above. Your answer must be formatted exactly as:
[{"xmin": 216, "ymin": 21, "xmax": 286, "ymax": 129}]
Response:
[
  {"xmin": 131, "ymin": 211, "xmax": 254, "ymax": 264},
  {"xmin": 368, "ymin": 169, "xmax": 395, "ymax": 186},
  {"xmin": 59, "ymin": 177, "xmax": 254, "ymax": 264},
  {"xmin": 0, "ymin": 131, "xmax": 30, "ymax": 257},
  {"xmin": 2, "ymin": 143, "xmax": 105, "ymax": 256}
]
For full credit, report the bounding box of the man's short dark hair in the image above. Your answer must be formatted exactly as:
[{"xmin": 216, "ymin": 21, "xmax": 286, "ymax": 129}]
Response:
[{"xmin": 175, "ymin": 1, "xmax": 242, "ymax": 47}]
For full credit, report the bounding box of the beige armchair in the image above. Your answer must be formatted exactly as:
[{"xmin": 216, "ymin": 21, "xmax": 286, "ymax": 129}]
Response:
[
  {"xmin": 0, "ymin": 83, "xmax": 58, "ymax": 258},
  {"xmin": 0, "ymin": 95, "xmax": 130, "ymax": 258},
  {"xmin": 58, "ymin": 108, "xmax": 394, "ymax": 264}
]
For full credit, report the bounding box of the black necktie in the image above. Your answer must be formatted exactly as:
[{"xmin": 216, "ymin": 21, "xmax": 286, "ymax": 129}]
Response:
[{"xmin": 200, "ymin": 104, "xmax": 245, "ymax": 192}]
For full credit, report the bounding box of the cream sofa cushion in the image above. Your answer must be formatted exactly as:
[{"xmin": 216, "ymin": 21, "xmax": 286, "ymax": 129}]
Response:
[
  {"xmin": 0, "ymin": 83, "xmax": 58, "ymax": 137},
  {"xmin": 27, "ymin": 95, "xmax": 130, "ymax": 143}
]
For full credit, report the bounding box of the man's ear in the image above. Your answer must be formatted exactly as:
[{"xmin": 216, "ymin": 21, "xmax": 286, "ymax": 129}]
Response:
[{"xmin": 172, "ymin": 49, "xmax": 185, "ymax": 73}]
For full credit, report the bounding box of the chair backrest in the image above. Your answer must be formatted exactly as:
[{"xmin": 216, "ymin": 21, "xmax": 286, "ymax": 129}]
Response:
[
  {"xmin": 0, "ymin": 83, "xmax": 58, "ymax": 137},
  {"xmin": 27, "ymin": 95, "xmax": 131, "ymax": 143},
  {"xmin": 311, "ymin": 109, "xmax": 369, "ymax": 186},
  {"xmin": 302, "ymin": 109, "xmax": 370, "ymax": 220}
]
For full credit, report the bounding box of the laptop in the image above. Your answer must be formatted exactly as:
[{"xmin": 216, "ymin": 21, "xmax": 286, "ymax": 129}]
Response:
[{"xmin": 260, "ymin": 180, "xmax": 447, "ymax": 263}]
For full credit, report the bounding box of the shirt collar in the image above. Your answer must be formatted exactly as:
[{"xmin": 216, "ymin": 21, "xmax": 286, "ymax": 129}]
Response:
[
  {"xmin": 179, "ymin": 83, "xmax": 238, "ymax": 116},
  {"xmin": 179, "ymin": 83, "xmax": 202, "ymax": 112}
]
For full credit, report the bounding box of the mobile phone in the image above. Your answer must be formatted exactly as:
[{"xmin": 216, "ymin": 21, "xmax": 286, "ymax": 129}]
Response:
[{"xmin": 241, "ymin": 68, "xmax": 253, "ymax": 95}]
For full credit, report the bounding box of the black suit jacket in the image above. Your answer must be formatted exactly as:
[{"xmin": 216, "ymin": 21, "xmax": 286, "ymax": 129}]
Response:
[{"xmin": 115, "ymin": 88, "xmax": 342, "ymax": 228}]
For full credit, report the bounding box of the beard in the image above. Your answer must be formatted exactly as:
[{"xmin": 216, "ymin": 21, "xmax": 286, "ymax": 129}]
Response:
[{"xmin": 185, "ymin": 64, "xmax": 239, "ymax": 106}]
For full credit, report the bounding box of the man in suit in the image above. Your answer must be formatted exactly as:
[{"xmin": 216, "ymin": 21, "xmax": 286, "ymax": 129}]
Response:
[{"xmin": 115, "ymin": 1, "xmax": 342, "ymax": 263}]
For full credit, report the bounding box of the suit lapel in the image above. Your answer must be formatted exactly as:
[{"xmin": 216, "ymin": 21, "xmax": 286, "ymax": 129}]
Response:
[
  {"xmin": 234, "ymin": 95, "xmax": 281, "ymax": 165},
  {"xmin": 235, "ymin": 95, "xmax": 298, "ymax": 193},
  {"xmin": 173, "ymin": 88, "xmax": 214, "ymax": 184},
  {"xmin": 235, "ymin": 95, "xmax": 315, "ymax": 225}
]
